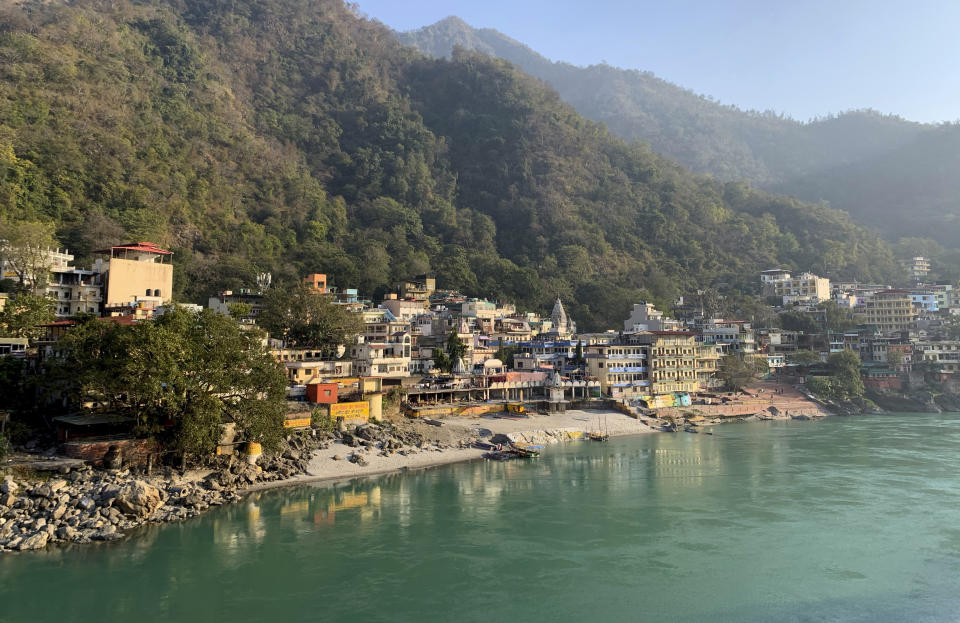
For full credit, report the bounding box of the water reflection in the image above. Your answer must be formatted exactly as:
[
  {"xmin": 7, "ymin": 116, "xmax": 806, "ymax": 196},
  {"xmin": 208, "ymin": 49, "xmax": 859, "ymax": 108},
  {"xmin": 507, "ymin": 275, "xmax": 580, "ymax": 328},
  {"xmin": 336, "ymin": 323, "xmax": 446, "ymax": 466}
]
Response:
[{"xmin": 4, "ymin": 415, "xmax": 960, "ymax": 623}]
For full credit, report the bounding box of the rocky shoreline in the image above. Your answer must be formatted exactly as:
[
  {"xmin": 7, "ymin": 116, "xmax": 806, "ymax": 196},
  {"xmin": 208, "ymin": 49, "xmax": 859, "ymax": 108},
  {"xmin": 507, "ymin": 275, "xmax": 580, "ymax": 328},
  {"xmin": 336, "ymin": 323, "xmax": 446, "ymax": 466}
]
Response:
[
  {"xmin": 1, "ymin": 399, "xmax": 834, "ymax": 553},
  {"xmin": 0, "ymin": 420, "xmax": 472, "ymax": 553}
]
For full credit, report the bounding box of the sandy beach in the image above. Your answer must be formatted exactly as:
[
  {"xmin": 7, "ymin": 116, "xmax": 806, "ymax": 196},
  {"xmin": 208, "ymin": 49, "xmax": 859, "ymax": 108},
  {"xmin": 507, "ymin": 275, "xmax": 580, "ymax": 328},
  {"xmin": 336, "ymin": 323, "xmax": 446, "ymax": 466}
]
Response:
[{"xmin": 251, "ymin": 409, "xmax": 658, "ymax": 490}]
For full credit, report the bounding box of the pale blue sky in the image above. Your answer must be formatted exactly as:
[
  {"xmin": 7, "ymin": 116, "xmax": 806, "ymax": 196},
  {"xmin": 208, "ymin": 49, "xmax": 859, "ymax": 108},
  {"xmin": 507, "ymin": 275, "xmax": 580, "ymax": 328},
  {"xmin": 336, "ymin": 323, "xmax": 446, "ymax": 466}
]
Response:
[{"xmin": 355, "ymin": 0, "xmax": 959, "ymax": 123}]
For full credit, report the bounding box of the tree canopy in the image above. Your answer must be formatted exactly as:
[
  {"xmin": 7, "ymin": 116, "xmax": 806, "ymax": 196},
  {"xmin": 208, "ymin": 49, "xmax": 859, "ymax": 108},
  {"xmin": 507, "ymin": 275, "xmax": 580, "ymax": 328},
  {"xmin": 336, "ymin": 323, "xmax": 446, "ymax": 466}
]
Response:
[
  {"xmin": 46, "ymin": 308, "xmax": 287, "ymax": 454},
  {"xmin": 258, "ymin": 285, "xmax": 363, "ymax": 356}
]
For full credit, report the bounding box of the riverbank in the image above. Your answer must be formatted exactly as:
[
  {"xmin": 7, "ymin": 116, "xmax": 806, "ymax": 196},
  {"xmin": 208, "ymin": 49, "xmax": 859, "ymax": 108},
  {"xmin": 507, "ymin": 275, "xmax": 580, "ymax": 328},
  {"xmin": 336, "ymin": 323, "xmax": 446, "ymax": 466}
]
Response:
[
  {"xmin": 251, "ymin": 409, "xmax": 659, "ymax": 490},
  {"xmin": 0, "ymin": 409, "xmax": 659, "ymax": 552}
]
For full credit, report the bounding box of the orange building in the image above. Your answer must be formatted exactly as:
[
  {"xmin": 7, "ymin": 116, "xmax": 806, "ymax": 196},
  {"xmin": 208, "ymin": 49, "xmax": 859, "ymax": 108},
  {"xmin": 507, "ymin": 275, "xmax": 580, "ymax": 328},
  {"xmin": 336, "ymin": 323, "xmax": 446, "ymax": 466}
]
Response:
[{"xmin": 303, "ymin": 273, "xmax": 328, "ymax": 294}]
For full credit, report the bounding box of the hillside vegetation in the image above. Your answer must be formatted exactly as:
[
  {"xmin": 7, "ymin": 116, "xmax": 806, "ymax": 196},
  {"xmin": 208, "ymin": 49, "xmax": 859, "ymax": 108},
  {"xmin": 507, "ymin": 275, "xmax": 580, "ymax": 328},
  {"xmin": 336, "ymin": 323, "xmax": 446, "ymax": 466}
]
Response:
[
  {"xmin": 0, "ymin": 0, "xmax": 901, "ymax": 329},
  {"xmin": 399, "ymin": 17, "xmax": 960, "ymax": 246}
]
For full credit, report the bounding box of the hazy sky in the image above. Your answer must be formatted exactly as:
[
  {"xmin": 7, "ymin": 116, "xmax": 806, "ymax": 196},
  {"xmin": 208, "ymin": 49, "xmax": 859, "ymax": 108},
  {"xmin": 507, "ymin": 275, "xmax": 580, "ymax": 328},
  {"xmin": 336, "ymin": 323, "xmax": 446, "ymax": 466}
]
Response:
[{"xmin": 355, "ymin": 0, "xmax": 959, "ymax": 123}]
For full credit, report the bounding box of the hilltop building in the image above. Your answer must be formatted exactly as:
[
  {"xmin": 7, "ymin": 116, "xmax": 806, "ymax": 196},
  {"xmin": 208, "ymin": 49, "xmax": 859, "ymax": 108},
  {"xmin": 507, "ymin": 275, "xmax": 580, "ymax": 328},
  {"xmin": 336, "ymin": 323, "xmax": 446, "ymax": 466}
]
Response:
[
  {"xmin": 761, "ymin": 269, "xmax": 830, "ymax": 304},
  {"xmin": 901, "ymin": 256, "xmax": 931, "ymax": 282},
  {"xmin": 95, "ymin": 242, "xmax": 173, "ymax": 310}
]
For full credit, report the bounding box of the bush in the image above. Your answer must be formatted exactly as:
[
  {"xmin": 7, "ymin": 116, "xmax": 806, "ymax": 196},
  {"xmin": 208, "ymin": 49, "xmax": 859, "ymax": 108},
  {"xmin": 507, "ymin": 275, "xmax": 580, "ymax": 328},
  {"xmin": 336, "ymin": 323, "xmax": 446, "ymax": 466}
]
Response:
[
  {"xmin": 0, "ymin": 434, "xmax": 10, "ymax": 460},
  {"xmin": 311, "ymin": 407, "xmax": 336, "ymax": 432}
]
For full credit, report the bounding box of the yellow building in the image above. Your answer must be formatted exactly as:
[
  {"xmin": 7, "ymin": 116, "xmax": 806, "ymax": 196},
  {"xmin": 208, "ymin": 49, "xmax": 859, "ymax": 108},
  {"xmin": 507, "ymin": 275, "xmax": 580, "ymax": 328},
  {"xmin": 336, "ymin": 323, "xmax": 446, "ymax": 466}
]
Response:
[
  {"xmin": 632, "ymin": 332, "xmax": 702, "ymax": 395},
  {"xmin": 860, "ymin": 289, "xmax": 916, "ymax": 333},
  {"xmin": 584, "ymin": 343, "xmax": 650, "ymax": 399},
  {"xmin": 96, "ymin": 242, "xmax": 173, "ymax": 308}
]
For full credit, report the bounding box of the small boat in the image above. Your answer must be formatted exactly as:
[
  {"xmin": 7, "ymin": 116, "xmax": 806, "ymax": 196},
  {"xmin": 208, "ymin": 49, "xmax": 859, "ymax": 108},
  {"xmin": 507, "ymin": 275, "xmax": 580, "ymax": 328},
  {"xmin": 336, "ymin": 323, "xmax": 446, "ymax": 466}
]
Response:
[
  {"xmin": 513, "ymin": 442, "xmax": 544, "ymax": 451},
  {"xmin": 587, "ymin": 432, "xmax": 609, "ymax": 442},
  {"xmin": 507, "ymin": 444, "xmax": 540, "ymax": 458}
]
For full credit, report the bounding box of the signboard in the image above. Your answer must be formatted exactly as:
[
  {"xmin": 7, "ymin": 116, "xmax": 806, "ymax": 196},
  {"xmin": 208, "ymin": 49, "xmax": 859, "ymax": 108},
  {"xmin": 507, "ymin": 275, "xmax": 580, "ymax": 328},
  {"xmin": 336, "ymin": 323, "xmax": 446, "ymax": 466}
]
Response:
[{"xmin": 330, "ymin": 401, "xmax": 370, "ymax": 423}]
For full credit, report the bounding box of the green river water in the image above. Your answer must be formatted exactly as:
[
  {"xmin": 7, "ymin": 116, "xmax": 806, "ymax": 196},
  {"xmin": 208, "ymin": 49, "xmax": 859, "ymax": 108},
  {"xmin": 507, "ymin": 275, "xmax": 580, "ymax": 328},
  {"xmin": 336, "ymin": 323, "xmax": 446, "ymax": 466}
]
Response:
[{"xmin": 3, "ymin": 413, "xmax": 960, "ymax": 622}]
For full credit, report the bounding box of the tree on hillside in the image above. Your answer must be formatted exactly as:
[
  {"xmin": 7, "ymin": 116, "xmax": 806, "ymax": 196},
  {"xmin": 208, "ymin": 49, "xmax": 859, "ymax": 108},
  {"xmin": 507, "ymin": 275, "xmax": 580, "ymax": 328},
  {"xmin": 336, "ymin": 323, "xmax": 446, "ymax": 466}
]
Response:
[
  {"xmin": 819, "ymin": 301, "xmax": 856, "ymax": 331},
  {"xmin": 826, "ymin": 350, "xmax": 864, "ymax": 399},
  {"xmin": 779, "ymin": 311, "xmax": 818, "ymax": 333},
  {"xmin": 788, "ymin": 349, "xmax": 821, "ymax": 366},
  {"xmin": 494, "ymin": 343, "xmax": 517, "ymax": 368},
  {"xmin": 259, "ymin": 285, "xmax": 363, "ymax": 357},
  {"xmin": 718, "ymin": 354, "xmax": 767, "ymax": 392},
  {"xmin": 0, "ymin": 221, "xmax": 58, "ymax": 291},
  {"xmin": 0, "ymin": 292, "xmax": 55, "ymax": 340},
  {"xmin": 46, "ymin": 308, "xmax": 287, "ymax": 454},
  {"xmin": 446, "ymin": 329, "xmax": 467, "ymax": 366}
]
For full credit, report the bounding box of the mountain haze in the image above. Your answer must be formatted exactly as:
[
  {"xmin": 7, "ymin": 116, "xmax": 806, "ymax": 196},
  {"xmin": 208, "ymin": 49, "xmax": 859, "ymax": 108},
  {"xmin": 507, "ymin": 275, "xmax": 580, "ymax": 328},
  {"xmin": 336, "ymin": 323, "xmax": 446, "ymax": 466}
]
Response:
[
  {"xmin": 398, "ymin": 17, "xmax": 960, "ymax": 246},
  {"xmin": 0, "ymin": 0, "xmax": 901, "ymax": 329}
]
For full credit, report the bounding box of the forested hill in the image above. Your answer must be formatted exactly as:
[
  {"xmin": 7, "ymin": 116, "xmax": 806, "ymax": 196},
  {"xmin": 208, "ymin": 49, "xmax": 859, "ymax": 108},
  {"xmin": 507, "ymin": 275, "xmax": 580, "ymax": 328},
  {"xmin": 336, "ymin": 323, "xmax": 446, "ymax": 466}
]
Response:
[
  {"xmin": 0, "ymin": 0, "xmax": 900, "ymax": 330},
  {"xmin": 399, "ymin": 17, "xmax": 960, "ymax": 245}
]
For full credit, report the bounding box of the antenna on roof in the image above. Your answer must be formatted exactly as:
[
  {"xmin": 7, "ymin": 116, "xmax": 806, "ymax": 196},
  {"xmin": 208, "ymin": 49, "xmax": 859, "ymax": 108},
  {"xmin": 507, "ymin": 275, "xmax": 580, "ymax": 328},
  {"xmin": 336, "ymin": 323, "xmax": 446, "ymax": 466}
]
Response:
[{"xmin": 256, "ymin": 272, "xmax": 272, "ymax": 293}]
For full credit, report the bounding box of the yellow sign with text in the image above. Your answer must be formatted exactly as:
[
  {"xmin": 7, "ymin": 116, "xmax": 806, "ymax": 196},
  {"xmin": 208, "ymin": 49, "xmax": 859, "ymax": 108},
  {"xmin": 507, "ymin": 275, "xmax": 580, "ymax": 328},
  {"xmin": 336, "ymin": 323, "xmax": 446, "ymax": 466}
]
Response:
[{"xmin": 330, "ymin": 401, "xmax": 370, "ymax": 422}]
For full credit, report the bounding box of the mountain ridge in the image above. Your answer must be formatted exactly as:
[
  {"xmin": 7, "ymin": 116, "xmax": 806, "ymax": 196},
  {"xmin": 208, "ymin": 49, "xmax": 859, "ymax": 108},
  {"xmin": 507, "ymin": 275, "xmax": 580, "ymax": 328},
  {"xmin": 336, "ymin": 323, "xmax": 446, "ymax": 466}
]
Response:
[{"xmin": 398, "ymin": 16, "xmax": 958, "ymax": 246}]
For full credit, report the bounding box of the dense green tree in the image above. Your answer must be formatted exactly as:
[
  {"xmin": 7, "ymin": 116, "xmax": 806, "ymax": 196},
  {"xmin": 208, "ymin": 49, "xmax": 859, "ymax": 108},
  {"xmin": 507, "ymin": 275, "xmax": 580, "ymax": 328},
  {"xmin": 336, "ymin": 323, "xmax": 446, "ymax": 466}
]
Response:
[
  {"xmin": 46, "ymin": 309, "xmax": 287, "ymax": 454},
  {"xmin": 0, "ymin": 221, "xmax": 58, "ymax": 291},
  {"xmin": 258, "ymin": 286, "xmax": 363, "ymax": 356},
  {"xmin": 717, "ymin": 354, "xmax": 767, "ymax": 392},
  {"xmin": 445, "ymin": 329, "xmax": 467, "ymax": 367},
  {"xmin": 0, "ymin": 292, "xmax": 55, "ymax": 340},
  {"xmin": 788, "ymin": 350, "xmax": 821, "ymax": 365}
]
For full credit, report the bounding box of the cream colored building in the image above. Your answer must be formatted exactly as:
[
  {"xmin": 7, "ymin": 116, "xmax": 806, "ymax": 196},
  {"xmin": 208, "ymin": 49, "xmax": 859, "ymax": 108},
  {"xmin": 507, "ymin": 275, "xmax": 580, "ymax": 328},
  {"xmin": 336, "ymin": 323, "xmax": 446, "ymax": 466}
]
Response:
[
  {"xmin": 585, "ymin": 342, "xmax": 650, "ymax": 399},
  {"xmin": 761, "ymin": 270, "xmax": 830, "ymax": 304},
  {"xmin": 96, "ymin": 242, "xmax": 173, "ymax": 309},
  {"xmin": 859, "ymin": 290, "xmax": 916, "ymax": 333}
]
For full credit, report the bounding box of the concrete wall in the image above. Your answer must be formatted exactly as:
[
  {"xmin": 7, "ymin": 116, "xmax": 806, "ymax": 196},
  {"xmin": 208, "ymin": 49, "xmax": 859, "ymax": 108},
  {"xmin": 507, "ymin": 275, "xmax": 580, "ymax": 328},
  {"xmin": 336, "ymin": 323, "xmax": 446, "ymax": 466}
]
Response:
[{"xmin": 105, "ymin": 258, "xmax": 173, "ymax": 306}]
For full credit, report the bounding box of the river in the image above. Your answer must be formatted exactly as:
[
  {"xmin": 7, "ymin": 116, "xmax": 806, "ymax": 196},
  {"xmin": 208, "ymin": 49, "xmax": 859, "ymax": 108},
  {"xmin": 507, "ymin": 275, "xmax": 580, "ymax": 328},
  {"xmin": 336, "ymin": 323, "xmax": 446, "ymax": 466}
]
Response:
[{"xmin": 3, "ymin": 413, "xmax": 960, "ymax": 622}]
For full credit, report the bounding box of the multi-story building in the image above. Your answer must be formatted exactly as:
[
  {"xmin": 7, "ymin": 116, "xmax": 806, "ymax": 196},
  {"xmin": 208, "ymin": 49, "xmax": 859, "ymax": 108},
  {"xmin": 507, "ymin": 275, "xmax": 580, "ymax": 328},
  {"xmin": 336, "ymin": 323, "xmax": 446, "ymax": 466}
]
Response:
[
  {"xmin": 902, "ymin": 256, "xmax": 931, "ymax": 282},
  {"xmin": 913, "ymin": 340, "xmax": 960, "ymax": 375},
  {"xmin": 929, "ymin": 284, "xmax": 955, "ymax": 310},
  {"xmin": 0, "ymin": 246, "xmax": 105, "ymax": 318},
  {"xmin": 208, "ymin": 289, "xmax": 265, "ymax": 323},
  {"xmin": 513, "ymin": 339, "xmax": 579, "ymax": 372},
  {"xmin": 273, "ymin": 348, "xmax": 353, "ymax": 385},
  {"xmin": 585, "ymin": 342, "xmax": 650, "ymax": 399},
  {"xmin": 909, "ymin": 289, "xmax": 938, "ymax": 313},
  {"xmin": 631, "ymin": 331, "xmax": 704, "ymax": 395},
  {"xmin": 397, "ymin": 274, "xmax": 436, "ymax": 304},
  {"xmin": 350, "ymin": 331, "xmax": 412, "ymax": 380},
  {"xmin": 302, "ymin": 273, "xmax": 328, "ymax": 294},
  {"xmin": 623, "ymin": 302, "xmax": 676, "ymax": 333},
  {"xmin": 761, "ymin": 270, "xmax": 831, "ymax": 304},
  {"xmin": 95, "ymin": 242, "xmax": 173, "ymax": 309},
  {"xmin": 860, "ymin": 290, "xmax": 916, "ymax": 333},
  {"xmin": 698, "ymin": 320, "xmax": 756, "ymax": 355}
]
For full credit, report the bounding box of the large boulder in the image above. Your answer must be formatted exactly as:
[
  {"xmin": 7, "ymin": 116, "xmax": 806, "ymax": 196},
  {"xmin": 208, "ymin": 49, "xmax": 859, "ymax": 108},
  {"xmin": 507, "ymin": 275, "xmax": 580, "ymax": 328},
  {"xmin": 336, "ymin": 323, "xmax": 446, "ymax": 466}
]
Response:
[
  {"xmin": 113, "ymin": 481, "xmax": 164, "ymax": 518},
  {"xmin": 1, "ymin": 477, "xmax": 17, "ymax": 495},
  {"xmin": 17, "ymin": 531, "xmax": 49, "ymax": 551}
]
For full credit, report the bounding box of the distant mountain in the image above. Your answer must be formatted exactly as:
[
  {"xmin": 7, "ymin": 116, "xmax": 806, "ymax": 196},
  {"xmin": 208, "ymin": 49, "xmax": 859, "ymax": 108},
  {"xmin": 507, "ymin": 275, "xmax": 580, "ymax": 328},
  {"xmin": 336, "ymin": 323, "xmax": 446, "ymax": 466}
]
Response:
[{"xmin": 398, "ymin": 17, "xmax": 960, "ymax": 246}]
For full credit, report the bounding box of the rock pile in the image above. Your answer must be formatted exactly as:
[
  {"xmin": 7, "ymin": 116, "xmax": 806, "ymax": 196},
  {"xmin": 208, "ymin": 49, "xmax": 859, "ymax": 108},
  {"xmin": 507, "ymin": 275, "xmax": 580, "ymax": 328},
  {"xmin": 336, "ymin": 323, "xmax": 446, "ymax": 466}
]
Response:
[{"xmin": 0, "ymin": 429, "xmax": 334, "ymax": 553}]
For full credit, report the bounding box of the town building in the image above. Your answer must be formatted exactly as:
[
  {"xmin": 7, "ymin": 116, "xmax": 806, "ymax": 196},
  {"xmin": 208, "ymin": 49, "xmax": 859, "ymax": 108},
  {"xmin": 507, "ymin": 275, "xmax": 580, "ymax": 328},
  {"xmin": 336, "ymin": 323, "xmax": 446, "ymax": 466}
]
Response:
[
  {"xmin": 95, "ymin": 242, "xmax": 173, "ymax": 309},
  {"xmin": 208, "ymin": 289, "xmax": 265, "ymax": 323},
  {"xmin": 761, "ymin": 269, "xmax": 831, "ymax": 304},
  {"xmin": 859, "ymin": 290, "xmax": 917, "ymax": 334},
  {"xmin": 396, "ymin": 274, "xmax": 436, "ymax": 305},
  {"xmin": 630, "ymin": 331, "xmax": 708, "ymax": 396},
  {"xmin": 623, "ymin": 302, "xmax": 679, "ymax": 332},
  {"xmin": 584, "ymin": 342, "xmax": 650, "ymax": 399},
  {"xmin": 902, "ymin": 256, "xmax": 931, "ymax": 282},
  {"xmin": 302, "ymin": 273, "xmax": 328, "ymax": 294},
  {"xmin": 350, "ymin": 331, "xmax": 412, "ymax": 382}
]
